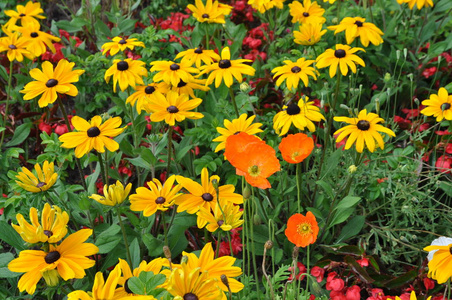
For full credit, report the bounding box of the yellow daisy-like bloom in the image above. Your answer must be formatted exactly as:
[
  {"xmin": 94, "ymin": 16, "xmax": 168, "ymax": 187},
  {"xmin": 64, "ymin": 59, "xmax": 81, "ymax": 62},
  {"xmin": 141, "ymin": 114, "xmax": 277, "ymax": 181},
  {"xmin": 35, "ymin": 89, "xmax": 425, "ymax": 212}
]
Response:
[
  {"xmin": 8, "ymin": 229, "xmax": 98, "ymax": 295},
  {"xmin": 420, "ymin": 87, "xmax": 452, "ymax": 122},
  {"xmin": 12, "ymin": 203, "xmax": 69, "ymax": 244},
  {"xmin": 199, "ymin": 47, "xmax": 255, "ymax": 88},
  {"xmin": 59, "ymin": 115, "xmax": 126, "ymax": 158},
  {"xmin": 21, "ymin": 59, "xmax": 85, "ymax": 108},
  {"xmin": 0, "ymin": 31, "xmax": 34, "ymax": 62},
  {"xmin": 150, "ymin": 60, "xmax": 199, "ymax": 87},
  {"xmin": 213, "ymin": 113, "xmax": 263, "ymax": 152},
  {"xmin": 288, "ymin": 0, "xmax": 326, "ymax": 24},
  {"xmin": 15, "ymin": 160, "xmax": 58, "ymax": 193},
  {"xmin": 90, "ymin": 181, "xmax": 132, "ymax": 207},
  {"xmin": 175, "ymin": 168, "xmax": 243, "ymax": 222},
  {"xmin": 423, "ymin": 242, "xmax": 452, "ymax": 284},
  {"xmin": 316, "ymin": 44, "xmax": 365, "ymax": 78},
  {"xmin": 101, "ymin": 36, "xmax": 145, "ymax": 56},
  {"xmin": 175, "ymin": 47, "xmax": 221, "ymax": 69},
  {"xmin": 171, "ymin": 78, "xmax": 210, "ymax": 98},
  {"xmin": 294, "ymin": 23, "xmax": 327, "ymax": 46},
  {"xmin": 328, "ymin": 17, "xmax": 384, "ymax": 47},
  {"xmin": 197, "ymin": 201, "xmax": 244, "ymax": 232},
  {"xmin": 145, "ymin": 91, "xmax": 204, "ymax": 126},
  {"xmin": 334, "ymin": 109, "xmax": 396, "ymax": 153},
  {"xmin": 126, "ymin": 82, "xmax": 170, "ymax": 114},
  {"xmin": 248, "ymin": 0, "xmax": 286, "ymax": 13},
  {"xmin": 105, "ymin": 59, "xmax": 148, "ymax": 93},
  {"xmin": 323, "ymin": 0, "xmax": 336, "ymax": 3},
  {"xmin": 397, "ymin": 0, "xmax": 433, "ymax": 9},
  {"xmin": 15, "ymin": 23, "xmax": 61, "ymax": 57},
  {"xmin": 181, "ymin": 243, "xmax": 244, "ymax": 296},
  {"xmin": 187, "ymin": 0, "xmax": 232, "ymax": 24},
  {"xmin": 165, "ymin": 261, "xmax": 222, "ymax": 300},
  {"xmin": 389, "ymin": 291, "xmax": 432, "ymax": 300},
  {"xmin": 129, "ymin": 175, "xmax": 183, "ymax": 217},
  {"xmin": 4, "ymin": 1, "xmax": 46, "ymax": 27},
  {"xmin": 271, "ymin": 58, "xmax": 317, "ymax": 91},
  {"xmin": 273, "ymin": 97, "xmax": 325, "ymax": 135}
]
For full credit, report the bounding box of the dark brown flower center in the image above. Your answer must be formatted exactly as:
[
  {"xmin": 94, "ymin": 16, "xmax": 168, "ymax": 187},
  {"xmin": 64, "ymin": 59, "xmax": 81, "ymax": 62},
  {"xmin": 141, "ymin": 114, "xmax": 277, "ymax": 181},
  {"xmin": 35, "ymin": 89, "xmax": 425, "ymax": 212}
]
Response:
[
  {"xmin": 449, "ymin": 246, "xmax": 452, "ymax": 255},
  {"xmin": 44, "ymin": 230, "xmax": 53, "ymax": 237},
  {"xmin": 145, "ymin": 86, "xmax": 156, "ymax": 94},
  {"xmin": 117, "ymin": 61, "xmax": 129, "ymax": 71},
  {"xmin": 31, "ymin": 32, "xmax": 39, "ymax": 38},
  {"xmin": 20, "ymin": 13, "xmax": 26, "ymax": 17},
  {"xmin": 46, "ymin": 79, "xmax": 59, "ymax": 88},
  {"xmin": 291, "ymin": 66, "xmax": 301, "ymax": 73},
  {"xmin": 334, "ymin": 49, "xmax": 346, "ymax": 58},
  {"xmin": 8, "ymin": 44, "xmax": 17, "ymax": 49},
  {"xmin": 357, "ymin": 120, "xmax": 370, "ymax": 131},
  {"xmin": 170, "ymin": 63, "xmax": 180, "ymax": 71},
  {"xmin": 184, "ymin": 293, "xmax": 199, "ymax": 300},
  {"xmin": 202, "ymin": 193, "xmax": 214, "ymax": 202},
  {"xmin": 124, "ymin": 278, "xmax": 133, "ymax": 294},
  {"xmin": 36, "ymin": 182, "xmax": 47, "ymax": 188},
  {"xmin": 234, "ymin": 131, "xmax": 241, "ymax": 135},
  {"xmin": 202, "ymin": 14, "xmax": 209, "ymax": 18},
  {"xmin": 167, "ymin": 105, "xmax": 179, "ymax": 113},
  {"xmin": 155, "ymin": 197, "xmax": 166, "ymax": 204},
  {"xmin": 45, "ymin": 251, "xmax": 61, "ymax": 264},
  {"xmin": 303, "ymin": 12, "xmax": 309, "ymax": 17},
  {"xmin": 217, "ymin": 220, "xmax": 224, "ymax": 226},
  {"xmin": 87, "ymin": 126, "xmax": 101, "ymax": 137},
  {"xmin": 119, "ymin": 39, "xmax": 127, "ymax": 45},
  {"xmin": 286, "ymin": 103, "xmax": 301, "ymax": 115},
  {"xmin": 441, "ymin": 103, "xmax": 451, "ymax": 111},
  {"xmin": 219, "ymin": 59, "xmax": 231, "ymax": 69},
  {"xmin": 194, "ymin": 48, "xmax": 203, "ymax": 54},
  {"xmin": 177, "ymin": 80, "xmax": 187, "ymax": 88},
  {"xmin": 355, "ymin": 21, "xmax": 363, "ymax": 27}
]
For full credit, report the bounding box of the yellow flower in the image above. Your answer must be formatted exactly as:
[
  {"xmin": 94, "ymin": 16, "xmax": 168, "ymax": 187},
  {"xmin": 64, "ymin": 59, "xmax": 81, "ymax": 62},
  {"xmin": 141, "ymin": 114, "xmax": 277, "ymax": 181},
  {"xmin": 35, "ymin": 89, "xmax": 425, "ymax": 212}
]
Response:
[
  {"xmin": 199, "ymin": 47, "xmax": 255, "ymax": 88},
  {"xmin": 271, "ymin": 58, "xmax": 317, "ymax": 91},
  {"xmin": 15, "ymin": 23, "xmax": 61, "ymax": 57},
  {"xmin": 248, "ymin": 0, "xmax": 286, "ymax": 13},
  {"xmin": 273, "ymin": 97, "xmax": 325, "ymax": 135},
  {"xmin": 213, "ymin": 113, "xmax": 263, "ymax": 152},
  {"xmin": 397, "ymin": 0, "xmax": 433, "ymax": 10},
  {"xmin": 389, "ymin": 291, "xmax": 432, "ymax": 300},
  {"xmin": 175, "ymin": 47, "xmax": 220, "ymax": 69},
  {"xmin": 171, "ymin": 77, "xmax": 210, "ymax": 98},
  {"xmin": 197, "ymin": 201, "xmax": 244, "ymax": 232},
  {"xmin": 289, "ymin": 0, "xmax": 326, "ymax": 24},
  {"xmin": 8, "ymin": 229, "xmax": 98, "ymax": 295},
  {"xmin": 328, "ymin": 17, "xmax": 384, "ymax": 47},
  {"xmin": 150, "ymin": 59, "xmax": 199, "ymax": 87},
  {"xmin": 294, "ymin": 23, "xmax": 327, "ymax": 46},
  {"xmin": 21, "ymin": 59, "xmax": 85, "ymax": 108},
  {"xmin": 323, "ymin": 0, "xmax": 336, "ymax": 3},
  {"xmin": 15, "ymin": 161, "xmax": 58, "ymax": 193},
  {"xmin": 126, "ymin": 82, "xmax": 170, "ymax": 114},
  {"xmin": 187, "ymin": 0, "xmax": 232, "ymax": 24},
  {"xmin": 105, "ymin": 58, "xmax": 148, "ymax": 92},
  {"xmin": 101, "ymin": 36, "xmax": 145, "ymax": 56},
  {"xmin": 130, "ymin": 175, "xmax": 183, "ymax": 217},
  {"xmin": 420, "ymin": 87, "xmax": 452, "ymax": 122},
  {"xmin": 59, "ymin": 115, "xmax": 126, "ymax": 158},
  {"xmin": 90, "ymin": 181, "xmax": 132, "ymax": 206},
  {"xmin": 145, "ymin": 91, "xmax": 204, "ymax": 126},
  {"xmin": 423, "ymin": 241, "xmax": 452, "ymax": 284},
  {"xmin": 334, "ymin": 109, "xmax": 396, "ymax": 153},
  {"xmin": 0, "ymin": 31, "xmax": 34, "ymax": 62},
  {"xmin": 4, "ymin": 1, "xmax": 46, "ymax": 27},
  {"xmin": 316, "ymin": 44, "xmax": 365, "ymax": 78},
  {"xmin": 12, "ymin": 203, "xmax": 69, "ymax": 244}
]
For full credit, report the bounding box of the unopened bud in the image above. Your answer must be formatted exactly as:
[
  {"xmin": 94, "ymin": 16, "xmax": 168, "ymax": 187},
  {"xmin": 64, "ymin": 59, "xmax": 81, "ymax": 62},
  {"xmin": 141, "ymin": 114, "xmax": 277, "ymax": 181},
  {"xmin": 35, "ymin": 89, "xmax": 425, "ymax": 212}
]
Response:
[
  {"xmin": 340, "ymin": 104, "xmax": 349, "ymax": 111},
  {"xmin": 292, "ymin": 246, "xmax": 299, "ymax": 260},
  {"xmin": 331, "ymin": 17, "xmax": 338, "ymax": 24},
  {"xmin": 253, "ymin": 214, "xmax": 261, "ymax": 225},
  {"xmin": 407, "ymin": 73, "xmax": 414, "ymax": 81},
  {"xmin": 181, "ymin": 255, "xmax": 188, "ymax": 264},
  {"xmin": 384, "ymin": 73, "xmax": 391, "ymax": 83},
  {"xmin": 240, "ymin": 82, "xmax": 250, "ymax": 93},
  {"xmin": 396, "ymin": 50, "xmax": 401, "ymax": 60},
  {"xmin": 221, "ymin": 274, "xmax": 230, "ymax": 288},
  {"xmin": 264, "ymin": 240, "xmax": 274, "ymax": 250},
  {"xmin": 414, "ymin": 98, "xmax": 419, "ymax": 105},
  {"xmin": 243, "ymin": 186, "xmax": 251, "ymax": 200},
  {"xmin": 403, "ymin": 48, "xmax": 408, "ymax": 59},
  {"xmin": 348, "ymin": 165, "xmax": 357, "ymax": 174},
  {"xmin": 375, "ymin": 98, "xmax": 380, "ymax": 114},
  {"xmin": 320, "ymin": 99, "xmax": 325, "ymax": 109},
  {"xmin": 163, "ymin": 246, "xmax": 171, "ymax": 260},
  {"xmin": 212, "ymin": 179, "xmax": 219, "ymax": 189}
]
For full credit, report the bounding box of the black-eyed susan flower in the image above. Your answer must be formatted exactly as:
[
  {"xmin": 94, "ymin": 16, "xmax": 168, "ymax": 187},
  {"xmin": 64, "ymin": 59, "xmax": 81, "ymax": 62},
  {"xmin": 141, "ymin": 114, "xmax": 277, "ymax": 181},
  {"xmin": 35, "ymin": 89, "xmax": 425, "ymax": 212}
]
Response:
[
  {"xmin": 213, "ymin": 113, "xmax": 263, "ymax": 152},
  {"xmin": 316, "ymin": 44, "xmax": 365, "ymax": 78},
  {"xmin": 199, "ymin": 46, "xmax": 255, "ymax": 88},
  {"xmin": 328, "ymin": 17, "xmax": 384, "ymax": 47},
  {"xmin": 248, "ymin": 0, "xmax": 286, "ymax": 13},
  {"xmin": 171, "ymin": 77, "xmax": 210, "ymax": 98},
  {"xmin": 12, "ymin": 203, "xmax": 69, "ymax": 244},
  {"xmin": 334, "ymin": 109, "xmax": 396, "ymax": 153},
  {"xmin": 4, "ymin": 1, "xmax": 46, "ymax": 27},
  {"xmin": 420, "ymin": 88, "xmax": 452, "ymax": 122},
  {"xmin": 8, "ymin": 229, "xmax": 98, "ymax": 295},
  {"xmin": 145, "ymin": 91, "xmax": 204, "ymax": 126},
  {"xmin": 59, "ymin": 115, "xmax": 126, "ymax": 158},
  {"xmin": 397, "ymin": 0, "xmax": 433, "ymax": 9},
  {"xmin": 129, "ymin": 175, "xmax": 183, "ymax": 217},
  {"xmin": 187, "ymin": 0, "xmax": 232, "ymax": 24},
  {"xmin": 197, "ymin": 201, "xmax": 244, "ymax": 232},
  {"xmin": 424, "ymin": 240, "xmax": 452, "ymax": 284},
  {"xmin": 294, "ymin": 23, "xmax": 327, "ymax": 46},
  {"xmin": 101, "ymin": 36, "xmax": 145, "ymax": 56},
  {"xmin": 288, "ymin": 0, "xmax": 326, "ymax": 24},
  {"xmin": 126, "ymin": 82, "xmax": 169, "ymax": 114},
  {"xmin": 104, "ymin": 58, "xmax": 147, "ymax": 92},
  {"xmin": 15, "ymin": 160, "xmax": 58, "ymax": 193},
  {"xmin": 0, "ymin": 31, "xmax": 34, "ymax": 62},
  {"xmin": 175, "ymin": 167, "xmax": 243, "ymax": 217},
  {"xmin": 273, "ymin": 97, "xmax": 325, "ymax": 135},
  {"xmin": 15, "ymin": 23, "xmax": 61, "ymax": 57},
  {"xmin": 271, "ymin": 58, "xmax": 317, "ymax": 91},
  {"xmin": 150, "ymin": 60, "xmax": 199, "ymax": 87},
  {"xmin": 175, "ymin": 47, "xmax": 220, "ymax": 69},
  {"xmin": 90, "ymin": 181, "xmax": 132, "ymax": 206},
  {"xmin": 21, "ymin": 59, "xmax": 85, "ymax": 108}
]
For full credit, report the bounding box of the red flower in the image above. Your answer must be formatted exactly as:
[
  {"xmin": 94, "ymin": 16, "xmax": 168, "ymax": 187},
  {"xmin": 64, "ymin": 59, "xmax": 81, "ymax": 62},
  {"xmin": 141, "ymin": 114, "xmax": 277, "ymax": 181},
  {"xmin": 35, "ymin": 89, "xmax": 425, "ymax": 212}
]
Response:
[
  {"xmin": 345, "ymin": 286, "xmax": 361, "ymax": 300},
  {"xmin": 357, "ymin": 257, "xmax": 369, "ymax": 267},
  {"xmin": 53, "ymin": 124, "xmax": 69, "ymax": 135},
  {"xmin": 423, "ymin": 277, "xmax": 435, "ymax": 290},
  {"xmin": 326, "ymin": 277, "xmax": 344, "ymax": 292},
  {"xmin": 288, "ymin": 262, "xmax": 307, "ymax": 281},
  {"xmin": 310, "ymin": 266, "xmax": 325, "ymax": 282},
  {"xmin": 422, "ymin": 66, "xmax": 437, "ymax": 78},
  {"xmin": 39, "ymin": 122, "xmax": 52, "ymax": 135},
  {"xmin": 435, "ymin": 155, "xmax": 452, "ymax": 173}
]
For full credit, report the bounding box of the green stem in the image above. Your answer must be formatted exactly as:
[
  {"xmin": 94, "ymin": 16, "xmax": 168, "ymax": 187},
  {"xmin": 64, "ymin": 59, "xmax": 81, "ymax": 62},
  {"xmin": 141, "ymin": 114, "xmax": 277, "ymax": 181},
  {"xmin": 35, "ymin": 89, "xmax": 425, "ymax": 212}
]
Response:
[
  {"xmin": 128, "ymin": 105, "xmax": 142, "ymax": 186},
  {"xmin": 306, "ymin": 245, "xmax": 311, "ymax": 297},
  {"xmin": 296, "ymin": 163, "xmax": 303, "ymax": 213},
  {"xmin": 167, "ymin": 126, "xmax": 173, "ymax": 175},
  {"xmin": 229, "ymin": 87, "xmax": 240, "ymax": 118},
  {"xmin": 215, "ymin": 230, "xmax": 222, "ymax": 258},
  {"xmin": 205, "ymin": 24, "xmax": 210, "ymax": 50},
  {"xmin": 161, "ymin": 211, "xmax": 169, "ymax": 247},
  {"xmin": 0, "ymin": 60, "xmax": 13, "ymax": 149},
  {"xmin": 116, "ymin": 206, "xmax": 132, "ymax": 265},
  {"xmin": 250, "ymin": 188, "xmax": 261, "ymax": 298},
  {"xmin": 85, "ymin": 210, "xmax": 99, "ymax": 271},
  {"xmin": 97, "ymin": 152, "xmax": 108, "ymax": 185}
]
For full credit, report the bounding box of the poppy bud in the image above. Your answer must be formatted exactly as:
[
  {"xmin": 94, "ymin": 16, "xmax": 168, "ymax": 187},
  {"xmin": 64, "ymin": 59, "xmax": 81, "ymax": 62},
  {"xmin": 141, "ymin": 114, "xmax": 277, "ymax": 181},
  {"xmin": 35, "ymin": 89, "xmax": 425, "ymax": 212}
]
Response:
[
  {"xmin": 264, "ymin": 240, "xmax": 273, "ymax": 250},
  {"xmin": 243, "ymin": 186, "xmax": 251, "ymax": 199},
  {"xmin": 163, "ymin": 246, "xmax": 171, "ymax": 260}
]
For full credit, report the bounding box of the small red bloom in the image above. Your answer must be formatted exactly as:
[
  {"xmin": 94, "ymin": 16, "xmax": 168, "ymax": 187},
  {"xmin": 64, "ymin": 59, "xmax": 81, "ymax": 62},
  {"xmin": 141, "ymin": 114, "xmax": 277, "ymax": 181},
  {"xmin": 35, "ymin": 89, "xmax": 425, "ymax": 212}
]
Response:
[
  {"xmin": 423, "ymin": 277, "xmax": 435, "ymax": 290},
  {"xmin": 288, "ymin": 262, "xmax": 307, "ymax": 281},
  {"xmin": 357, "ymin": 257, "xmax": 369, "ymax": 267},
  {"xmin": 436, "ymin": 155, "xmax": 452, "ymax": 173},
  {"xmin": 311, "ymin": 266, "xmax": 325, "ymax": 282},
  {"xmin": 345, "ymin": 286, "xmax": 361, "ymax": 300}
]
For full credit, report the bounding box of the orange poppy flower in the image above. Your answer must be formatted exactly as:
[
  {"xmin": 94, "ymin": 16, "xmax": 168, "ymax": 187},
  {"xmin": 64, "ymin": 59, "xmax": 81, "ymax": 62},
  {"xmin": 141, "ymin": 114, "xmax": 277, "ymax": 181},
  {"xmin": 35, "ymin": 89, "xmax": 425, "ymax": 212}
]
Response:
[
  {"xmin": 285, "ymin": 212, "xmax": 319, "ymax": 247},
  {"xmin": 225, "ymin": 132, "xmax": 280, "ymax": 189},
  {"xmin": 279, "ymin": 133, "xmax": 314, "ymax": 164}
]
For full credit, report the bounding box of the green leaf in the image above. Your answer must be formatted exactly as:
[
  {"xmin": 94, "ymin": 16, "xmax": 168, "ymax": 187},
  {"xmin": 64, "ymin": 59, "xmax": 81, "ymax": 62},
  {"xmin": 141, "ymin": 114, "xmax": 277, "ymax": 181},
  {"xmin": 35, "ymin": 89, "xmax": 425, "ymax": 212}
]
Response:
[
  {"xmin": 334, "ymin": 196, "xmax": 361, "ymax": 211},
  {"xmin": 0, "ymin": 221, "xmax": 26, "ymax": 251},
  {"xmin": 5, "ymin": 123, "xmax": 32, "ymax": 147},
  {"xmin": 336, "ymin": 215, "xmax": 365, "ymax": 243},
  {"xmin": 329, "ymin": 207, "xmax": 355, "ymax": 227},
  {"xmin": 344, "ymin": 255, "xmax": 374, "ymax": 284},
  {"xmin": 0, "ymin": 253, "xmax": 21, "ymax": 278},
  {"xmin": 129, "ymin": 238, "xmax": 140, "ymax": 269},
  {"xmin": 96, "ymin": 224, "xmax": 121, "ymax": 253},
  {"xmin": 315, "ymin": 180, "xmax": 335, "ymax": 200}
]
